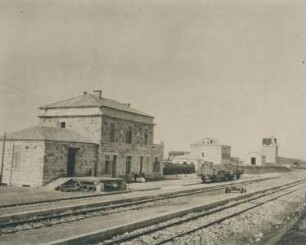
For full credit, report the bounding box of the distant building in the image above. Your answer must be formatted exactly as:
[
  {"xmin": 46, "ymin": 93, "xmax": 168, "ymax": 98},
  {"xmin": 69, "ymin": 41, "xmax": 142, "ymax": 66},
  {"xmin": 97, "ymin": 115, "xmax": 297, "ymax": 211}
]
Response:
[
  {"xmin": 244, "ymin": 152, "xmax": 266, "ymax": 166},
  {"xmin": 168, "ymin": 151, "xmax": 190, "ymax": 161},
  {"xmin": 244, "ymin": 136, "xmax": 306, "ymax": 168},
  {"xmin": 172, "ymin": 153, "xmax": 197, "ymax": 165},
  {"xmin": 244, "ymin": 136, "xmax": 277, "ymax": 166},
  {"xmin": 0, "ymin": 92, "xmax": 164, "ymax": 187},
  {"xmin": 190, "ymin": 137, "xmax": 231, "ymax": 165},
  {"xmin": 172, "ymin": 137, "xmax": 232, "ymax": 170}
]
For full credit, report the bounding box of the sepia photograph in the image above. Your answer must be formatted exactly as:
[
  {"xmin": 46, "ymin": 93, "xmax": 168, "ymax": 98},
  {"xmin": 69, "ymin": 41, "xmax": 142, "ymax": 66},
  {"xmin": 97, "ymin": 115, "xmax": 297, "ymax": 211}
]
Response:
[{"xmin": 0, "ymin": 0, "xmax": 305, "ymax": 244}]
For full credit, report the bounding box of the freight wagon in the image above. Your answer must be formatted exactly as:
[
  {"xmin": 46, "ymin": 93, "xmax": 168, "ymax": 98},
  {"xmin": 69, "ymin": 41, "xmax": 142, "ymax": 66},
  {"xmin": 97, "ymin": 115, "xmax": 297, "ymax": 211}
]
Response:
[{"xmin": 198, "ymin": 161, "xmax": 244, "ymax": 183}]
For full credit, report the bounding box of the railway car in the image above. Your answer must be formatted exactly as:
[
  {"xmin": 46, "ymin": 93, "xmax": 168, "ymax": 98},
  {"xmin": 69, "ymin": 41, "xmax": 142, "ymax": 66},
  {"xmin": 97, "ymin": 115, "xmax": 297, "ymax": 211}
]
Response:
[{"xmin": 198, "ymin": 161, "xmax": 244, "ymax": 183}]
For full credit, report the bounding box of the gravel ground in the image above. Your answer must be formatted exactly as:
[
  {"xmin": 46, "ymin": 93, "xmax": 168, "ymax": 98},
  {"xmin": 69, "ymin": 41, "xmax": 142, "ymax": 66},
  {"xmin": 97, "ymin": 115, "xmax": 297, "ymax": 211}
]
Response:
[
  {"xmin": 276, "ymin": 208, "xmax": 306, "ymax": 245},
  {"xmin": 97, "ymin": 185, "xmax": 305, "ymax": 245},
  {"xmin": 167, "ymin": 188, "xmax": 306, "ymax": 245}
]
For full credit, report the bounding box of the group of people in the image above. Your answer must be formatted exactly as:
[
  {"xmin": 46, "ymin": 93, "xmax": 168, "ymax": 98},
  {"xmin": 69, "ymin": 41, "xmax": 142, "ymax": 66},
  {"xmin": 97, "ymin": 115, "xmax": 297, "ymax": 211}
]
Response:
[{"xmin": 132, "ymin": 172, "xmax": 146, "ymax": 183}]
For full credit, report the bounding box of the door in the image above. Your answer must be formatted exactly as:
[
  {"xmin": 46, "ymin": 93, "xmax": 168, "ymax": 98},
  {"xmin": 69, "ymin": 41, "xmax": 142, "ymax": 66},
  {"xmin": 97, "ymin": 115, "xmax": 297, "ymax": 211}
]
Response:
[
  {"xmin": 139, "ymin": 156, "xmax": 143, "ymax": 175},
  {"xmin": 251, "ymin": 157, "xmax": 256, "ymax": 165},
  {"xmin": 126, "ymin": 156, "xmax": 132, "ymax": 175},
  {"xmin": 112, "ymin": 155, "xmax": 117, "ymax": 177},
  {"xmin": 67, "ymin": 148, "xmax": 77, "ymax": 177}
]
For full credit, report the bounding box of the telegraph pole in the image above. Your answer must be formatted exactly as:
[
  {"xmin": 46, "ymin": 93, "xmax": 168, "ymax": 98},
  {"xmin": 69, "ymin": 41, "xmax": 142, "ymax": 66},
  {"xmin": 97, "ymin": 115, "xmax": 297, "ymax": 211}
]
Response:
[{"xmin": 0, "ymin": 132, "xmax": 6, "ymax": 184}]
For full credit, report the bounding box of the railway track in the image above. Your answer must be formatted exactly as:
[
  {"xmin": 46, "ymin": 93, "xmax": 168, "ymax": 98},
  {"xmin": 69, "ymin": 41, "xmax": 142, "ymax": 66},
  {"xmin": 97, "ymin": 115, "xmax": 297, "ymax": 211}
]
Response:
[
  {"xmin": 0, "ymin": 176, "xmax": 276, "ymax": 210},
  {"xmin": 0, "ymin": 177, "xmax": 280, "ymax": 233},
  {"xmin": 92, "ymin": 180, "xmax": 305, "ymax": 245}
]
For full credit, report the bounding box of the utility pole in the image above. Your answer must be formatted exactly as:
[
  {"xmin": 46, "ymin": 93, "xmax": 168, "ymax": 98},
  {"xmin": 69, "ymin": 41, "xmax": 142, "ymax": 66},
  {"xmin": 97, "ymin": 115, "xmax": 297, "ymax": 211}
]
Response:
[{"xmin": 0, "ymin": 132, "xmax": 6, "ymax": 184}]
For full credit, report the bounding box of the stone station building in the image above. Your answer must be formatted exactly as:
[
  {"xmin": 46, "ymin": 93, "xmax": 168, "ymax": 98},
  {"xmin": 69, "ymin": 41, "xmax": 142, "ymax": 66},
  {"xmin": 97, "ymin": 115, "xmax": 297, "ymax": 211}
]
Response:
[{"xmin": 0, "ymin": 92, "xmax": 164, "ymax": 187}]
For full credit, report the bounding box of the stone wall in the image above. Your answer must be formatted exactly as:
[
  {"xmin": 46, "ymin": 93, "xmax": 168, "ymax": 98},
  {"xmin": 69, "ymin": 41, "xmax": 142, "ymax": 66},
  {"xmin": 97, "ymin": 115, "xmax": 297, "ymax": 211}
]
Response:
[
  {"xmin": 0, "ymin": 140, "xmax": 44, "ymax": 187},
  {"xmin": 43, "ymin": 141, "xmax": 97, "ymax": 185},
  {"xmin": 38, "ymin": 107, "xmax": 102, "ymax": 117},
  {"xmin": 244, "ymin": 152, "xmax": 266, "ymax": 166},
  {"xmin": 190, "ymin": 145, "xmax": 231, "ymax": 165},
  {"xmin": 39, "ymin": 116, "xmax": 102, "ymax": 144},
  {"xmin": 99, "ymin": 143, "xmax": 164, "ymax": 180},
  {"xmin": 262, "ymin": 145, "xmax": 278, "ymax": 164},
  {"xmin": 97, "ymin": 115, "xmax": 163, "ymax": 180},
  {"xmin": 101, "ymin": 115, "xmax": 154, "ymax": 145}
]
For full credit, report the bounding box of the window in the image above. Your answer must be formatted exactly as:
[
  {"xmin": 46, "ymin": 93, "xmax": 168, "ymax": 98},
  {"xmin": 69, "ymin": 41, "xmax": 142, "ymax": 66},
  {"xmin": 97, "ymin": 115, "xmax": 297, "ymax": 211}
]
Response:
[
  {"xmin": 110, "ymin": 123, "xmax": 116, "ymax": 142},
  {"xmin": 12, "ymin": 145, "xmax": 22, "ymax": 169},
  {"xmin": 125, "ymin": 126, "xmax": 133, "ymax": 144},
  {"xmin": 126, "ymin": 156, "xmax": 132, "ymax": 174},
  {"xmin": 144, "ymin": 128, "xmax": 148, "ymax": 145},
  {"xmin": 60, "ymin": 122, "xmax": 66, "ymax": 128},
  {"xmin": 153, "ymin": 157, "xmax": 160, "ymax": 172},
  {"xmin": 202, "ymin": 152, "xmax": 204, "ymax": 157},
  {"xmin": 105, "ymin": 155, "xmax": 111, "ymax": 174}
]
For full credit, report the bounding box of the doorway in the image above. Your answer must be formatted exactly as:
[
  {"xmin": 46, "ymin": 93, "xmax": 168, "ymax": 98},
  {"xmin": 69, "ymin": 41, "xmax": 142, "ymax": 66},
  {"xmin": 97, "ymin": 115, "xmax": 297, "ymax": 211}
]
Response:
[
  {"xmin": 67, "ymin": 148, "xmax": 77, "ymax": 177},
  {"xmin": 112, "ymin": 155, "xmax": 117, "ymax": 177},
  {"xmin": 251, "ymin": 157, "xmax": 256, "ymax": 165},
  {"xmin": 126, "ymin": 156, "xmax": 132, "ymax": 175},
  {"xmin": 139, "ymin": 156, "xmax": 144, "ymax": 175}
]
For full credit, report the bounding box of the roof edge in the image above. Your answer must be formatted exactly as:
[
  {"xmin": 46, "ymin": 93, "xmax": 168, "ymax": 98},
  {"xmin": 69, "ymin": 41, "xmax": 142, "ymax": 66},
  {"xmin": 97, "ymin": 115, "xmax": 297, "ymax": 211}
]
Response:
[
  {"xmin": 100, "ymin": 105, "xmax": 155, "ymax": 118},
  {"xmin": 1, "ymin": 138, "xmax": 98, "ymax": 145}
]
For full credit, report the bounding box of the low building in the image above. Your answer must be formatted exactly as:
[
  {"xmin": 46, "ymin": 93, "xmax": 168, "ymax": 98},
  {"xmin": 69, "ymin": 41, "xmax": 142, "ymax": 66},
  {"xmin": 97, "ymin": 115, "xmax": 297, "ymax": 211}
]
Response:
[
  {"xmin": 168, "ymin": 151, "xmax": 190, "ymax": 161},
  {"xmin": 0, "ymin": 126, "xmax": 97, "ymax": 187},
  {"xmin": 244, "ymin": 152, "xmax": 266, "ymax": 166},
  {"xmin": 244, "ymin": 136, "xmax": 306, "ymax": 168},
  {"xmin": 171, "ymin": 153, "xmax": 198, "ymax": 165}
]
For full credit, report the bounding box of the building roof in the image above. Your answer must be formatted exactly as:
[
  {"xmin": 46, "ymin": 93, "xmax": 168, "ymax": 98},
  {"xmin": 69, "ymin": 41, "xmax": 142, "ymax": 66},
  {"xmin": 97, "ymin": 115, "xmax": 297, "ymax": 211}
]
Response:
[
  {"xmin": 39, "ymin": 93, "xmax": 153, "ymax": 118},
  {"xmin": 172, "ymin": 153, "xmax": 199, "ymax": 160},
  {"xmin": 168, "ymin": 151, "xmax": 190, "ymax": 155},
  {"xmin": 245, "ymin": 151, "xmax": 264, "ymax": 156},
  {"xmin": 191, "ymin": 137, "xmax": 221, "ymax": 146},
  {"xmin": 1, "ymin": 126, "xmax": 96, "ymax": 144}
]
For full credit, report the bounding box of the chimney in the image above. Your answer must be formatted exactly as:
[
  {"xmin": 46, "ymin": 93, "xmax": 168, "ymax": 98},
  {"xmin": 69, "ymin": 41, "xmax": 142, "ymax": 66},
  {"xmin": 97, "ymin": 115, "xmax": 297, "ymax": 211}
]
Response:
[{"xmin": 93, "ymin": 90, "xmax": 102, "ymax": 99}]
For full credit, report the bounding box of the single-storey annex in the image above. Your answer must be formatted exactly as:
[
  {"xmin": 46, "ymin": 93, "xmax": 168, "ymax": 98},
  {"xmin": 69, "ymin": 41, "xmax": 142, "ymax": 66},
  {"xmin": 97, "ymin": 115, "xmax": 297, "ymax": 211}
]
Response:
[{"xmin": 0, "ymin": 126, "xmax": 98, "ymax": 187}]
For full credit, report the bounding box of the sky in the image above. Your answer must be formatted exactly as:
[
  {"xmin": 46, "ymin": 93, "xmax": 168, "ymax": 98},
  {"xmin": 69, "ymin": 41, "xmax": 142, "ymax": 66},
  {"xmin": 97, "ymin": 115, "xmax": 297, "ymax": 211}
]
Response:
[{"xmin": 0, "ymin": 0, "xmax": 304, "ymax": 160}]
